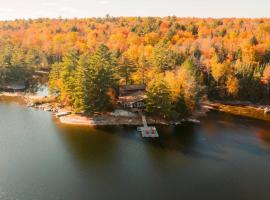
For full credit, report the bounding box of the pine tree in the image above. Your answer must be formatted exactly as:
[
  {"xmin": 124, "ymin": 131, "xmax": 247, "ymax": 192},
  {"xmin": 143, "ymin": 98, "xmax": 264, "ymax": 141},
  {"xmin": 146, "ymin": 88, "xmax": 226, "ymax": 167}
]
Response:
[
  {"xmin": 85, "ymin": 44, "xmax": 116, "ymax": 113},
  {"xmin": 118, "ymin": 55, "xmax": 137, "ymax": 85},
  {"xmin": 250, "ymin": 36, "xmax": 259, "ymax": 46},
  {"xmin": 73, "ymin": 53, "xmax": 90, "ymax": 113},
  {"xmin": 48, "ymin": 62, "xmax": 61, "ymax": 95},
  {"xmin": 135, "ymin": 55, "xmax": 148, "ymax": 84},
  {"xmin": 59, "ymin": 49, "xmax": 79, "ymax": 105},
  {"xmin": 175, "ymin": 93, "xmax": 190, "ymax": 119},
  {"xmin": 152, "ymin": 42, "xmax": 181, "ymax": 72}
]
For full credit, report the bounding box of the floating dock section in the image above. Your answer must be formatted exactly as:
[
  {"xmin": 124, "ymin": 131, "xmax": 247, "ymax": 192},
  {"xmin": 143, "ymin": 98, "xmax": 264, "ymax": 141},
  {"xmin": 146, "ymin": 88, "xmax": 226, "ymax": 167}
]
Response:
[{"xmin": 137, "ymin": 114, "xmax": 159, "ymax": 138}]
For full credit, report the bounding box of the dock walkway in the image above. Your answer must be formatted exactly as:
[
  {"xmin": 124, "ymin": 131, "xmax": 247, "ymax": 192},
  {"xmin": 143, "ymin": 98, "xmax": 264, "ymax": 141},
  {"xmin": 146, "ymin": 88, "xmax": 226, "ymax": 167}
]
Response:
[{"xmin": 137, "ymin": 111, "xmax": 159, "ymax": 138}]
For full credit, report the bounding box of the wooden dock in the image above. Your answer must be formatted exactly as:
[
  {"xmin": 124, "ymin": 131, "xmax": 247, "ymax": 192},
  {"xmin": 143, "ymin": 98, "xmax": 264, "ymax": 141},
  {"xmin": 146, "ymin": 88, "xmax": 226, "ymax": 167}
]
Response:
[{"xmin": 137, "ymin": 113, "xmax": 159, "ymax": 138}]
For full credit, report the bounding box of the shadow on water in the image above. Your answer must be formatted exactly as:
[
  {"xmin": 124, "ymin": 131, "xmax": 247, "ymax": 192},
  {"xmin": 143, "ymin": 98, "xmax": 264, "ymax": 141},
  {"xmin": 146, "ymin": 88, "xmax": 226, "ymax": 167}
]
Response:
[
  {"xmin": 56, "ymin": 118, "xmax": 229, "ymax": 165},
  {"xmin": 93, "ymin": 124, "xmax": 198, "ymax": 154},
  {"xmin": 144, "ymin": 124, "xmax": 196, "ymax": 151},
  {"xmin": 57, "ymin": 112, "xmax": 270, "ymax": 178},
  {"xmin": 55, "ymin": 124, "xmax": 119, "ymax": 168}
]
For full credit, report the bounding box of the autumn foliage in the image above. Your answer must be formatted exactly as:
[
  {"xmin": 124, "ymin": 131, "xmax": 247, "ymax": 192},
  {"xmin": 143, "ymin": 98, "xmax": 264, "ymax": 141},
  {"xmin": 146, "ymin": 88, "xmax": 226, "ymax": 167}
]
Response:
[{"xmin": 0, "ymin": 17, "xmax": 270, "ymax": 118}]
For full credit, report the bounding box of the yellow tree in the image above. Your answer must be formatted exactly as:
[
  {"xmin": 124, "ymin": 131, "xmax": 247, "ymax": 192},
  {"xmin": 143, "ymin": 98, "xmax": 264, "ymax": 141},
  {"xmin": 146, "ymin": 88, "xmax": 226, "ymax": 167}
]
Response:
[
  {"xmin": 226, "ymin": 75, "xmax": 239, "ymax": 97},
  {"xmin": 210, "ymin": 55, "xmax": 227, "ymax": 87},
  {"xmin": 177, "ymin": 59, "xmax": 200, "ymax": 112},
  {"xmin": 144, "ymin": 32, "xmax": 159, "ymax": 45},
  {"xmin": 164, "ymin": 71, "xmax": 181, "ymax": 102}
]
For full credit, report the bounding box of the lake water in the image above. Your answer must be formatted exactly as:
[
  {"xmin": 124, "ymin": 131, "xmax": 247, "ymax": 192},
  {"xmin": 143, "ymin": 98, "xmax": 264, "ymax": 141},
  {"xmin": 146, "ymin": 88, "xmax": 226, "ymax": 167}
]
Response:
[{"xmin": 0, "ymin": 99, "xmax": 270, "ymax": 200}]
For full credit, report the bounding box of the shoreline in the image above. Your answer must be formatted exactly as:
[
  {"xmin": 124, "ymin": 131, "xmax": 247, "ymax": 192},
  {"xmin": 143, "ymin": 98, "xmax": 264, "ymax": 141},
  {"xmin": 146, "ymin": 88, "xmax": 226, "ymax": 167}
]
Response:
[
  {"xmin": 58, "ymin": 113, "xmax": 201, "ymax": 126},
  {"xmin": 0, "ymin": 91, "xmax": 201, "ymax": 126},
  {"xmin": 59, "ymin": 114, "xmax": 168, "ymax": 126},
  {"xmin": 203, "ymin": 101, "xmax": 270, "ymax": 121},
  {"xmin": 3, "ymin": 91, "xmax": 269, "ymax": 126}
]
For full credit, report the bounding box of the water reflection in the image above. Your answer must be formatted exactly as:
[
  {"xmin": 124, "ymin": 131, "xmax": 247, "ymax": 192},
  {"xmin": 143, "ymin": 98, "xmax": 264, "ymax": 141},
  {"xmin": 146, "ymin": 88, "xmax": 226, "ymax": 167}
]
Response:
[
  {"xmin": 1, "ymin": 100, "xmax": 270, "ymax": 200},
  {"xmin": 257, "ymin": 129, "xmax": 270, "ymax": 148},
  {"xmin": 0, "ymin": 95, "xmax": 25, "ymax": 104},
  {"xmin": 148, "ymin": 124, "xmax": 197, "ymax": 153}
]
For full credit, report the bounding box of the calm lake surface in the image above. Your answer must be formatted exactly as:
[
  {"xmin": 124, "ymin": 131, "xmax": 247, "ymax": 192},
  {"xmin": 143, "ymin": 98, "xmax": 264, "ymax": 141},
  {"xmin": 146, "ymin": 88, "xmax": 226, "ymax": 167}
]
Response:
[{"xmin": 1, "ymin": 99, "xmax": 270, "ymax": 200}]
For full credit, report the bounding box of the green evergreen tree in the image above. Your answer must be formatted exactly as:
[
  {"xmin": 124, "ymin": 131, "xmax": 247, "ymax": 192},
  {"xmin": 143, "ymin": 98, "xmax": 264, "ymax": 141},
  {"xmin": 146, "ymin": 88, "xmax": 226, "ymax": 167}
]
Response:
[
  {"xmin": 85, "ymin": 44, "xmax": 116, "ymax": 113},
  {"xmin": 250, "ymin": 36, "xmax": 259, "ymax": 46},
  {"xmin": 118, "ymin": 55, "xmax": 137, "ymax": 85},
  {"xmin": 73, "ymin": 53, "xmax": 91, "ymax": 113},
  {"xmin": 59, "ymin": 49, "xmax": 79, "ymax": 105},
  {"xmin": 48, "ymin": 62, "xmax": 61, "ymax": 95},
  {"xmin": 174, "ymin": 93, "xmax": 190, "ymax": 119},
  {"xmin": 152, "ymin": 42, "xmax": 182, "ymax": 72},
  {"xmin": 1, "ymin": 45, "xmax": 34, "ymax": 84}
]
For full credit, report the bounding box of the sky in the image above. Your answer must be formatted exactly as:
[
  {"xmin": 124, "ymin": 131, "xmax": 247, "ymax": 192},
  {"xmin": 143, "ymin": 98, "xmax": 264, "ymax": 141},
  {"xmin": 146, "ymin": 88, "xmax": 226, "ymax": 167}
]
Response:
[{"xmin": 0, "ymin": 0, "xmax": 269, "ymax": 20}]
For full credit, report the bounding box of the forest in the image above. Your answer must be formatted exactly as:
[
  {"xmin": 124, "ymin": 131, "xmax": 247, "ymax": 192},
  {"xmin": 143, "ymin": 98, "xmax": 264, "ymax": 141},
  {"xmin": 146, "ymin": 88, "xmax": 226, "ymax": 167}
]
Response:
[{"xmin": 0, "ymin": 17, "xmax": 270, "ymax": 119}]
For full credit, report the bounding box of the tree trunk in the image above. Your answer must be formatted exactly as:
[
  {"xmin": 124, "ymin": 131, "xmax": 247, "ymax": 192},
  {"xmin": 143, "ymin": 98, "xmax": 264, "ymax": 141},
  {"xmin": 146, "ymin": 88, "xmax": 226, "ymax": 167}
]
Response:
[{"xmin": 267, "ymin": 81, "xmax": 269, "ymax": 100}]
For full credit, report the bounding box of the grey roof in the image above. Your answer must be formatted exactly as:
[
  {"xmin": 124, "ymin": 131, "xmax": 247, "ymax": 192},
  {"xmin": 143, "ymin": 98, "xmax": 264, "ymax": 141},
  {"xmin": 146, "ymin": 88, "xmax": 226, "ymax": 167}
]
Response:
[
  {"xmin": 119, "ymin": 84, "xmax": 146, "ymax": 92},
  {"xmin": 118, "ymin": 90, "xmax": 147, "ymax": 104}
]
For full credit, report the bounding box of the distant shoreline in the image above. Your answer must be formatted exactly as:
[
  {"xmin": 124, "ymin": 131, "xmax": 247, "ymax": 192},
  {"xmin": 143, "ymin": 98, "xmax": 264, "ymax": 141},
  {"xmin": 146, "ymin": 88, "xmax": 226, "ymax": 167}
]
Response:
[{"xmin": 203, "ymin": 101, "xmax": 270, "ymax": 121}]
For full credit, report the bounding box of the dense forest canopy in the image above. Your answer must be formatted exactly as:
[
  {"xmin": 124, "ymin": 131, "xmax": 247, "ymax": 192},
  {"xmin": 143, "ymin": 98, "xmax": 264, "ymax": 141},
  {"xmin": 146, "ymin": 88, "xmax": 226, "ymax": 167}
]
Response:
[{"xmin": 0, "ymin": 17, "xmax": 270, "ymax": 118}]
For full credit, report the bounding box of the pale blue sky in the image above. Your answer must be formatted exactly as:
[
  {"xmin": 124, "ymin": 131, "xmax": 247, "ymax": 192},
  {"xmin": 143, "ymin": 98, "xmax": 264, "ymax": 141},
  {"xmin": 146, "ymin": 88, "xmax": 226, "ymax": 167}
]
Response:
[{"xmin": 0, "ymin": 0, "xmax": 269, "ymax": 20}]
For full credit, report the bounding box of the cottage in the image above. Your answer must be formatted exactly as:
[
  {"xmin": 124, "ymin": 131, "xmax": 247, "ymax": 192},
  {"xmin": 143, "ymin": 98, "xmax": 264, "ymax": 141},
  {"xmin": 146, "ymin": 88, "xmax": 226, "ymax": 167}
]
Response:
[{"xmin": 118, "ymin": 85, "xmax": 147, "ymax": 109}]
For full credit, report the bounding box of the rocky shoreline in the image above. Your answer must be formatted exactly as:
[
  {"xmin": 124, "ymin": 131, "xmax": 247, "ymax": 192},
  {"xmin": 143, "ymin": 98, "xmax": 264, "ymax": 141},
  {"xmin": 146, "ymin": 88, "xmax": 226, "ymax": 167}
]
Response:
[
  {"xmin": 2, "ymin": 92, "xmax": 269, "ymax": 125},
  {"xmin": 0, "ymin": 92, "xmax": 202, "ymax": 126},
  {"xmin": 59, "ymin": 114, "xmax": 163, "ymax": 126},
  {"xmin": 58, "ymin": 114, "xmax": 201, "ymax": 126}
]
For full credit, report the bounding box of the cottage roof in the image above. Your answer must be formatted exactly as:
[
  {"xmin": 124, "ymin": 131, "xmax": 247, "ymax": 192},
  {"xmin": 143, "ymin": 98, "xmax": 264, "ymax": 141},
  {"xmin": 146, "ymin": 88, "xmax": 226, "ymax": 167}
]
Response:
[
  {"xmin": 119, "ymin": 84, "xmax": 146, "ymax": 92},
  {"xmin": 118, "ymin": 90, "xmax": 147, "ymax": 104}
]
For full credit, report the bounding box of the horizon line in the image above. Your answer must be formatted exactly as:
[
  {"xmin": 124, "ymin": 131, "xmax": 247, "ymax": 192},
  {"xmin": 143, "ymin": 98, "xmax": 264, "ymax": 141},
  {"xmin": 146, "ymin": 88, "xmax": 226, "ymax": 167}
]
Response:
[{"xmin": 1, "ymin": 15, "xmax": 270, "ymax": 21}]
